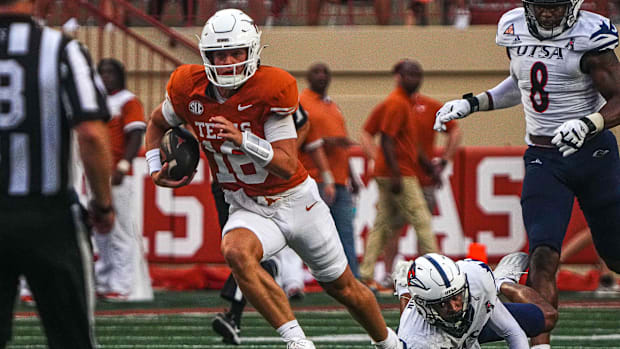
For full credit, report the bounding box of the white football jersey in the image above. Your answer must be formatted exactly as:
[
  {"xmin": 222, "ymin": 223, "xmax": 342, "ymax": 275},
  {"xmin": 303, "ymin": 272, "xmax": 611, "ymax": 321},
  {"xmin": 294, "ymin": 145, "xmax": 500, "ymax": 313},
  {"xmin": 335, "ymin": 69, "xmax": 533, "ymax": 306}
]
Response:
[
  {"xmin": 397, "ymin": 259, "xmax": 497, "ymax": 349},
  {"xmin": 495, "ymin": 8, "xmax": 618, "ymax": 144}
]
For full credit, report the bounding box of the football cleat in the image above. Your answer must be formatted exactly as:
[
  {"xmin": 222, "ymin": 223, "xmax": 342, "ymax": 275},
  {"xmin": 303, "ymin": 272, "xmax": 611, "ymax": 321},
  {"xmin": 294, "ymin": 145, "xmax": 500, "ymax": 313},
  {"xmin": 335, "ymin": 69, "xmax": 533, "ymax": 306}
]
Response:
[
  {"xmin": 493, "ymin": 252, "xmax": 529, "ymax": 291},
  {"xmin": 286, "ymin": 338, "xmax": 316, "ymax": 349},
  {"xmin": 212, "ymin": 312, "xmax": 241, "ymax": 345}
]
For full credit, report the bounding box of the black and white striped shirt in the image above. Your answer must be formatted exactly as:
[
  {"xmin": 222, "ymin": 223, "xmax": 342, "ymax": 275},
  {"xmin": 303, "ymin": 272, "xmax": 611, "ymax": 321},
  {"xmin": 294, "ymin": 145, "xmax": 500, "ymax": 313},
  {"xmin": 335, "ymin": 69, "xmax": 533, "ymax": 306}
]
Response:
[{"xmin": 0, "ymin": 15, "xmax": 109, "ymax": 207}]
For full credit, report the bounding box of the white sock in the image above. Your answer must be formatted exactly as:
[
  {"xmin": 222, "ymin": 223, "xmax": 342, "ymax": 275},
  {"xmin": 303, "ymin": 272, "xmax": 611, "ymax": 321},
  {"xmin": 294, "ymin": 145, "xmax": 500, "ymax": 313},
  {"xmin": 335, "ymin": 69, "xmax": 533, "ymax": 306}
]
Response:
[
  {"xmin": 277, "ymin": 320, "xmax": 306, "ymax": 342},
  {"xmin": 373, "ymin": 327, "xmax": 400, "ymax": 349},
  {"xmin": 531, "ymin": 345, "xmax": 551, "ymax": 349}
]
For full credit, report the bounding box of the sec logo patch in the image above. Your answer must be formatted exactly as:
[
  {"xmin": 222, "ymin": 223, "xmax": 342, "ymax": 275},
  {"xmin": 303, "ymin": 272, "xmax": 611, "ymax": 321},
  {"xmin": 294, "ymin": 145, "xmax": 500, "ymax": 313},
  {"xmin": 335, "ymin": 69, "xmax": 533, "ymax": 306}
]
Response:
[{"xmin": 189, "ymin": 100, "xmax": 204, "ymax": 115}]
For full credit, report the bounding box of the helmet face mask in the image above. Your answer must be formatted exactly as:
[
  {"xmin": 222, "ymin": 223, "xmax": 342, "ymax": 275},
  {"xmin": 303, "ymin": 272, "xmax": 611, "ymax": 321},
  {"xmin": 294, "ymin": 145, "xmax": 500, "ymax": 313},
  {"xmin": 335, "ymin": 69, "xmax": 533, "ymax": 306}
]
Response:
[
  {"xmin": 198, "ymin": 9, "xmax": 262, "ymax": 89},
  {"xmin": 407, "ymin": 253, "xmax": 474, "ymax": 337},
  {"xmin": 522, "ymin": 0, "xmax": 583, "ymax": 40}
]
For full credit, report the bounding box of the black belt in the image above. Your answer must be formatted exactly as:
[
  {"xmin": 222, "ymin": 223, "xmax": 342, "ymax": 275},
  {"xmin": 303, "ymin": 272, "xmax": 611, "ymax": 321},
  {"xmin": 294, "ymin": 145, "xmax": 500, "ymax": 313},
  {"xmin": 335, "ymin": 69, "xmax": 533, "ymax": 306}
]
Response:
[{"xmin": 529, "ymin": 134, "xmax": 555, "ymax": 148}]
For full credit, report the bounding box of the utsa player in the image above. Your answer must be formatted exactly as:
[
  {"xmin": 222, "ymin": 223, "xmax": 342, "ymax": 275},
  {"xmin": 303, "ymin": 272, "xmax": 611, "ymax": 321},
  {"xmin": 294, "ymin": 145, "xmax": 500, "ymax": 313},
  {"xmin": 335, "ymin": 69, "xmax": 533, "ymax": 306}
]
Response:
[
  {"xmin": 144, "ymin": 9, "xmax": 402, "ymax": 349},
  {"xmin": 434, "ymin": 0, "xmax": 620, "ymax": 346},
  {"xmin": 392, "ymin": 253, "xmax": 557, "ymax": 349}
]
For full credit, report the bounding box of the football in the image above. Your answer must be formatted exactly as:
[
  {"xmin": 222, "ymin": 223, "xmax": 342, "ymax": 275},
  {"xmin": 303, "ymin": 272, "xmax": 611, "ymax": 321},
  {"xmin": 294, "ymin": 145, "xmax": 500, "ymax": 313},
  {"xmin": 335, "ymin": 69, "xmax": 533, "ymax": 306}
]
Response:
[{"xmin": 160, "ymin": 127, "xmax": 200, "ymax": 181}]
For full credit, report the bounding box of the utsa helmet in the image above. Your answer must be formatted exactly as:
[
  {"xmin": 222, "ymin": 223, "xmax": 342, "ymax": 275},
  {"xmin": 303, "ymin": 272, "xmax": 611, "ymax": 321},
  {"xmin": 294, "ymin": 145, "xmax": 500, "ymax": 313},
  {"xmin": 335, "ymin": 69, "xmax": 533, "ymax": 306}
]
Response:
[
  {"xmin": 407, "ymin": 253, "xmax": 474, "ymax": 337},
  {"xmin": 160, "ymin": 127, "xmax": 200, "ymax": 181},
  {"xmin": 523, "ymin": 0, "xmax": 583, "ymax": 40},
  {"xmin": 198, "ymin": 9, "xmax": 262, "ymax": 89}
]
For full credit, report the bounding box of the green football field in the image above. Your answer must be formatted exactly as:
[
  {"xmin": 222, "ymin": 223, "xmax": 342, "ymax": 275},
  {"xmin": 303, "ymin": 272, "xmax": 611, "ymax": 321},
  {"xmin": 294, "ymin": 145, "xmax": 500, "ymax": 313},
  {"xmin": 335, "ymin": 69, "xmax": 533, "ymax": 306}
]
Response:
[{"xmin": 7, "ymin": 290, "xmax": 620, "ymax": 348}]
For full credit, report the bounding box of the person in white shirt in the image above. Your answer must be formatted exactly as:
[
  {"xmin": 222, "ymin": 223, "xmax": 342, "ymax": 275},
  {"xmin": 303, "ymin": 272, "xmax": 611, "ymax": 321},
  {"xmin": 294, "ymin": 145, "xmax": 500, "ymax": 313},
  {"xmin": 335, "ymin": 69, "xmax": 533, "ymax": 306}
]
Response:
[{"xmin": 392, "ymin": 252, "xmax": 557, "ymax": 348}]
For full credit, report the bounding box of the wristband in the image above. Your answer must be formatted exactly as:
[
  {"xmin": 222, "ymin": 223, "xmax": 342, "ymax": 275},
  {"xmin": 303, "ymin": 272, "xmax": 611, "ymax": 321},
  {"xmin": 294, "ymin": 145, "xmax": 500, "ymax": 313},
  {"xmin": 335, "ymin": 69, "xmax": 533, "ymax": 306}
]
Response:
[
  {"xmin": 146, "ymin": 149, "xmax": 162, "ymax": 175},
  {"xmin": 116, "ymin": 159, "xmax": 131, "ymax": 174},
  {"xmin": 321, "ymin": 171, "xmax": 335, "ymax": 185},
  {"xmin": 462, "ymin": 93, "xmax": 480, "ymax": 113},
  {"xmin": 580, "ymin": 112, "xmax": 604, "ymax": 135},
  {"xmin": 240, "ymin": 130, "xmax": 274, "ymax": 167}
]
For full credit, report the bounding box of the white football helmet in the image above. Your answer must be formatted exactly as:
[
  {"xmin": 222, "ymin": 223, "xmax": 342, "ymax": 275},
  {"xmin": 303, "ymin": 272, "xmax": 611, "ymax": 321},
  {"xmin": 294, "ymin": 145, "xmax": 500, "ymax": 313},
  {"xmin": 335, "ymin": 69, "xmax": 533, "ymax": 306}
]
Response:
[
  {"xmin": 198, "ymin": 9, "xmax": 262, "ymax": 89},
  {"xmin": 523, "ymin": 0, "xmax": 583, "ymax": 40},
  {"xmin": 407, "ymin": 253, "xmax": 473, "ymax": 337}
]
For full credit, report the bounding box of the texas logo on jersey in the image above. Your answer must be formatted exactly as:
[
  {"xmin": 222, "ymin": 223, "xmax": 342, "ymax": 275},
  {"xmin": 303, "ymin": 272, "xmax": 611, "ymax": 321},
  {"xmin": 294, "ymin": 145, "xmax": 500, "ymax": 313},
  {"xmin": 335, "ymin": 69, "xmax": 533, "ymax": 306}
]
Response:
[{"xmin": 165, "ymin": 64, "xmax": 308, "ymax": 196}]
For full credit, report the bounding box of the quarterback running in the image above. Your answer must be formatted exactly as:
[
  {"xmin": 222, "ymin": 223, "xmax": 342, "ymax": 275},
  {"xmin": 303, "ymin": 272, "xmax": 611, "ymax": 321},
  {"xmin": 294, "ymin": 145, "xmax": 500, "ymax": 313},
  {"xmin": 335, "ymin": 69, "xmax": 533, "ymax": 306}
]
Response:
[{"xmin": 145, "ymin": 9, "xmax": 403, "ymax": 349}]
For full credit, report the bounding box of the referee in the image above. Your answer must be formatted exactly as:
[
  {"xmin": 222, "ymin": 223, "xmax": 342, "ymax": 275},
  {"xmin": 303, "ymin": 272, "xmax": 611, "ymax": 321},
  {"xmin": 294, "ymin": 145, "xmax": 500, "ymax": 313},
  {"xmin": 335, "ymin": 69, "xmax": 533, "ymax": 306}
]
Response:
[{"xmin": 0, "ymin": 1, "xmax": 114, "ymax": 348}]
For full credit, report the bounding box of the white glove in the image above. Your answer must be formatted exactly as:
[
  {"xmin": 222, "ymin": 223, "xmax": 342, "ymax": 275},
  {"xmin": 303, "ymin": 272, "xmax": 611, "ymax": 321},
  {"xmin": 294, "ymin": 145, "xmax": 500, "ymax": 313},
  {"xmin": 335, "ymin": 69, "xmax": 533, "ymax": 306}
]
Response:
[
  {"xmin": 551, "ymin": 119, "xmax": 589, "ymax": 157},
  {"xmin": 434, "ymin": 99, "xmax": 472, "ymax": 132},
  {"xmin": 392, "ymin": 260, "xmax": 413, "ymax": 297}
]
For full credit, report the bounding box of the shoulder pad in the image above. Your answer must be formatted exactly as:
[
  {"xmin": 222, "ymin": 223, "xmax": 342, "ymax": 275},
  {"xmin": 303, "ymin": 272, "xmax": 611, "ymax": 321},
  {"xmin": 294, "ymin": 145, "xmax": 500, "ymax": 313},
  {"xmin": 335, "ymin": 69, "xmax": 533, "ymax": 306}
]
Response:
[
  {"xmin": 496, "ymin": 8, "xmax": 531, "ymax": 47},
  {"xmin": 569, "ymin": 11, "xmax": 619, "ymax": 52},
  {"xmin": 248, "ymin": 66, "xmax": 298, "ymax": 116},
  {"xmin": 167, "ymin": 65, "xmax": 204, "ymax": 96}
]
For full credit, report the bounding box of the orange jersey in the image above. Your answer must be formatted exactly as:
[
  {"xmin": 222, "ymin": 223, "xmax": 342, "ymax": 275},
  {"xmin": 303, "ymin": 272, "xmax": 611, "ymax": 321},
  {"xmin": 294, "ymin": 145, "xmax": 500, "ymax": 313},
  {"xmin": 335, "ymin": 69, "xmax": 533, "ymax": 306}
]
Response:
[
  {"xmin": 299, "ymin": 89, "xmax": 350, "ymax": 185},
  {"xmin": 411, "ymin": 93, "xmax": 458, "ymax": 186},
  {"xmin": 165, "ymin": 64, "xmax": 308, "ymax": 196},
  {"xmin": 363, "ymin": 86, "xmax": 420, "ymax": 177},
  {"xmin": 106, "ymin": 89, "xmax": 146, "ymax": 168}
]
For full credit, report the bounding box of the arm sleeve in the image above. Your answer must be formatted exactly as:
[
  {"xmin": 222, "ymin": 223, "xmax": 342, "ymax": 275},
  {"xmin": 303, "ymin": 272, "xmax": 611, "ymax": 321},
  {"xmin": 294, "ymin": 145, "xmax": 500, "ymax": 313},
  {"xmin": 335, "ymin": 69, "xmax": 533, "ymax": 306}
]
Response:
[
  {"xmin": 486, "ymin": 302, "xmax": 529, "ymax": 349},
  {"xmin": 60, "ymin": 39, "xmax": 109, "ymax": 126},
  {"xmin": 487, "ymin": 76, "xmax": 521, "ymax": 110},
  {"xmin": 162, "ymin": 67, "xmax": 190, "ymax": 127},
  {"xmin": 264, "ymin": 113, "xmax": 297, "ymax": 142},
  {"xmin": 121, "ymin": 98, "xmax": 146, "ymax": 133}
]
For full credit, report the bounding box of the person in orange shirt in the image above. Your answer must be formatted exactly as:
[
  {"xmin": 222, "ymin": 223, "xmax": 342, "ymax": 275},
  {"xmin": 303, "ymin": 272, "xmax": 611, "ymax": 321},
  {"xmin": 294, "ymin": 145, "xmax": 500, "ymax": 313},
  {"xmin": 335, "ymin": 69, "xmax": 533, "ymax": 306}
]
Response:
[
  {"xmin": 95, "ymin": 58, "xmax": 153, "ymax": 302},
  {"xmin": 145, "ymin": 9, "xmax": 402, "ymax": 349},
  {"xmin": 380, "ymin": 69, "xmax": 462, "ymax": 288},
  {"xmin": 359, "ymin": 59, "xmax": 439, "ymax": 291},
  {"xmin": 299, "ymin": 62, "xmax": 360, "ymax": 278}
]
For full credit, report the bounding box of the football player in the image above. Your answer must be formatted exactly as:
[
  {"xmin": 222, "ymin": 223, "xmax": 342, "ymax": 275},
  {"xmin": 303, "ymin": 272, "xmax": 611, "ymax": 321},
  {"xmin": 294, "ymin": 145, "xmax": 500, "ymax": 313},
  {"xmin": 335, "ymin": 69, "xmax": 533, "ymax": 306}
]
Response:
[
  {"xmin": 434, "ymin": 0, "xmax": 620, "ymax": 346},
  {"xmin": 145, "ymin": 9, "xmax": 402, "ymax": 349},
  {"xmin": 392, "ymin": 253, "xmax": 557, "ymax": 349}
]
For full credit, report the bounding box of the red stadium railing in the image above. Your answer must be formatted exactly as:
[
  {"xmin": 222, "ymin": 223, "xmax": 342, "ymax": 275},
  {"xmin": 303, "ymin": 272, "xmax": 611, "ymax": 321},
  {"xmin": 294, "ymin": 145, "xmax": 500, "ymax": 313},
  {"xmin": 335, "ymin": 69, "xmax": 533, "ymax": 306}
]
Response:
[{"xmin": 40, "ymin": 0, "xmax": 200, "ymax": 113}]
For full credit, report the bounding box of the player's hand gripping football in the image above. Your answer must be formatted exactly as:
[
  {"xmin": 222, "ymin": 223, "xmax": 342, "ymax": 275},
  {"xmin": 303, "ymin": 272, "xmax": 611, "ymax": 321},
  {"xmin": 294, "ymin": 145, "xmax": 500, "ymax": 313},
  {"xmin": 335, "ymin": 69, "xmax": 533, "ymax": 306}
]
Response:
[
  {"xmin": 151, "ymin": 162, "xmax": 195, "ymax": 188},
  {"xmin": 552, "ymin": 119, "xmax": 589, "ymax": 157},
  {"xmin": 434, "ymin": 99, "xmax": 472, "ymax": 132}
]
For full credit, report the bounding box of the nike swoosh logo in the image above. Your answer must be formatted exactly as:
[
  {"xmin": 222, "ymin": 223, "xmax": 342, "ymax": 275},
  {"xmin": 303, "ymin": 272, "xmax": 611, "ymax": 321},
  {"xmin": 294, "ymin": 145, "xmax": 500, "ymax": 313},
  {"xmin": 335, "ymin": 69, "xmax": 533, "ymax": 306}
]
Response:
[
  {"xmin": 305, "ymin": 201, "xmax": 318, "ymax": 211},
  {"xmin": 237, "ymin": 104, "xmax": 253, "ymax": 111}
]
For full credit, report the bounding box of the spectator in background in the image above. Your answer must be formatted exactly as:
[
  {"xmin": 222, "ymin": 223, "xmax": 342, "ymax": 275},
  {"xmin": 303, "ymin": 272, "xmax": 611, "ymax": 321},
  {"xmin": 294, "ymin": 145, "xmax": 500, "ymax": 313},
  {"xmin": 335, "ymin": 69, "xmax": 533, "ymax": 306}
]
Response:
[
  {"xmin": 0, "ymin": 1, "xmax": 113, "ymax": 347},
  {"xmin": 149, "ymin": 0, "xmax": 268, "ymax": 25},
  {"xmin": 149, "ymin": 0, "xmax": 196, "ymax": 25},
  {"xmin": 299, "ymin": 62, "xmax": 360, "ymax": 278},
  {"xmin": 358, "ymin": 59, "xmax": 439, "ymax": 293},
  {"xmin": 405, "ymin": 0, "xmax": 431, "ymax": 25},
  {"xmin": 35, "ymin": 0, "xmax": 80, "ymax": 34},
  {"xmin": 380, "ymin": 63, "xmax": 463, "ymax": 288},
  {"xmin": 560, "ymin": 227, "xmax": 618, "ymax": 293},
  {"xmin": 95, "ymin": 58, "xmax": 153, "ymax": 302},
  {"xmin": 99, "ymin": 0, "xmax": 127, "ymax": 30},
  {"xmin": 306, "ymin": 0, "xmax": 391, "ymax": 25}
]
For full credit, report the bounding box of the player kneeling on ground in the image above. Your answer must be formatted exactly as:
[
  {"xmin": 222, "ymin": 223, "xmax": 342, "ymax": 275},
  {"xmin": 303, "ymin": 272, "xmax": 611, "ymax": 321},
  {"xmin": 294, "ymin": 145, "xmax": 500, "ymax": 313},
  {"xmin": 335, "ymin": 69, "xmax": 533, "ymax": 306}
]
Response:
[{"xmin": 392, "ymin": 252, "xmax": 557, "ymax": 348}]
